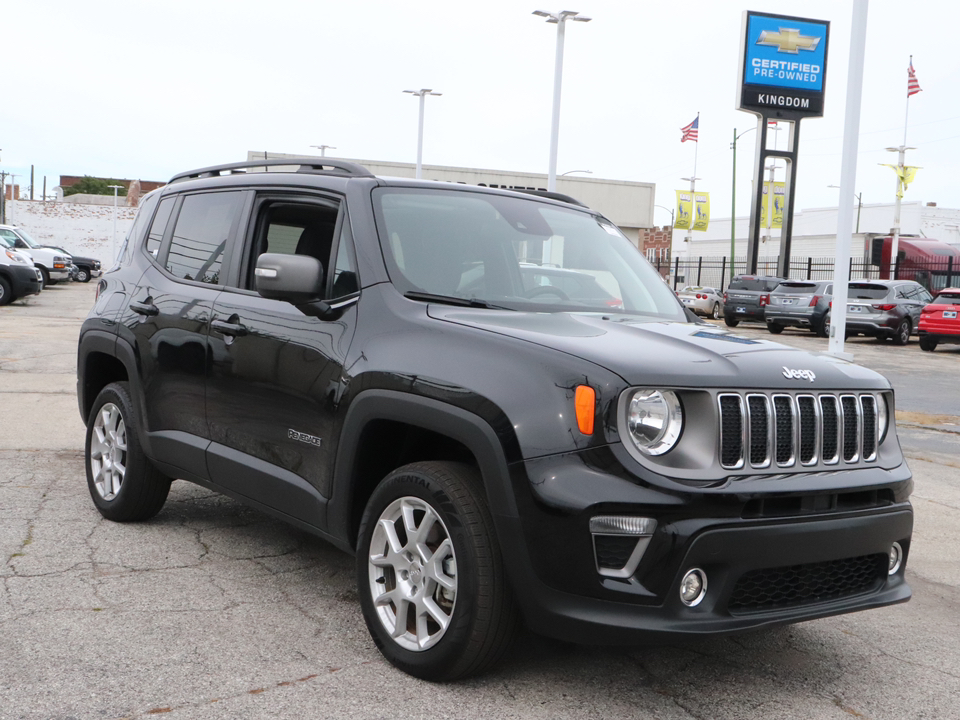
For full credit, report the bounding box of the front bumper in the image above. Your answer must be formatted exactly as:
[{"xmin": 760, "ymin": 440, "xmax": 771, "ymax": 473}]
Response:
[
  {"xmin": 6, "ymin": 265, "xmax": 43, "ymax": 298},
  {"xmin": 498, "ymin": 447, "xmax": 913, "ymax": 644},
  {"xmin": 49, "ymin": 268, "xmax": 71, "ymax": 281}
]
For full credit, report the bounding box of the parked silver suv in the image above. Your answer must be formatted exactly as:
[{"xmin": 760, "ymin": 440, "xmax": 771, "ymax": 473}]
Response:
[{"xmin": 829, "ymin": 280, "xmax": 932, "ymax": 345}]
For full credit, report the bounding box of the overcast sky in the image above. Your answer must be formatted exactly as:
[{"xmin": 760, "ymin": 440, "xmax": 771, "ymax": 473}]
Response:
[{"xmin": 3, "ymin": 0, "xmax": 957, "ymax": 226}]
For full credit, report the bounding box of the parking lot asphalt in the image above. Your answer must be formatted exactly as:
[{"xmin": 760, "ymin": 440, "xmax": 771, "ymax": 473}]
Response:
[{"xmin": 2, "ymin": 282, "xmax": 959, "ymax": 720}]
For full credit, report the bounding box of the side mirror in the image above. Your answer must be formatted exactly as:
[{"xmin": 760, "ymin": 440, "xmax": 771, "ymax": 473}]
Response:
[{"xmin": 255, "ymin": 253, "xmax": 324, "ymax": 303}]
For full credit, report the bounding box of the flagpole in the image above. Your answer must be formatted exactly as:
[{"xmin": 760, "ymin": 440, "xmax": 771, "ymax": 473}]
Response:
[
  {"xmin": 903, "ymin": 55, "xmax": 912, "ymax": 147},
  {"xmin": 681, "ymin": 112, "xmax": 700, "ymax": 276},
  {"xmin": 890, "ymin": 56, "xmax": 916, "ymax": 279}
]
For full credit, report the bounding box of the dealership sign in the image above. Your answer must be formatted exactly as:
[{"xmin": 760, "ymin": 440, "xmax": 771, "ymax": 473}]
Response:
[{"xmin": 737, "ymin": 11, "xmax": 830, "ymax": 117}]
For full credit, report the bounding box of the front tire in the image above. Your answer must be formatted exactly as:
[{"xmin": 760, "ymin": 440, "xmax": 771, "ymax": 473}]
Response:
[
  {"xmin": 38, "ymin": 266, "xmax": 49, "ymax": 290},
  {"xmin": 85, "ymin": 382, "xmax": 171, "ymax": 521},
  {"xmin": 0, "ymin": 276, "xmax": 12, "ymax": 306},
  {"xmin": 76, "ymin": 267, "xmax": 90, "ymax": 282},
  {"xmin": 356, "ymin": 461, "xmax": 518, "ymax": 681}
]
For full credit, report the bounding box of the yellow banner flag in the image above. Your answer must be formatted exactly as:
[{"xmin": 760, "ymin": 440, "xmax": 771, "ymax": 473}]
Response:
[
  {"xmin": 675, "ymin": 190, "xmax": 693, "ymax": 230},
  {"xmin": 772, "ymin": 181, "xmax": 785, "ymax": 228},
  {"xmin": 693, "ymin": 192, "xmax": 710, "ymax": 232},
  {"xmin": 881, "ymin": 164, "xmax": 922, "ymax": 198}
]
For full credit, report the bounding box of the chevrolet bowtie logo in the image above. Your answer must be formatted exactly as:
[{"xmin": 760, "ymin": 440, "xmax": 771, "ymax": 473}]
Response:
[{"xmin": 757, "ymin": 27, "xmax": 820, "ymax": 54}]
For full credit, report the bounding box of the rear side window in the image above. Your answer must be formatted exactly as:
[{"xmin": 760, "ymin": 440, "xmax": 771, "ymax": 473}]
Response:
[
  {"xmin": 165, "ymin": 192, "xmax": 243, "ymax": 284},
  {"xmin": 848, "ymin": 284, "xmax": 890, "ymax": 300},
  {"xmin": 146, "ymin": 198, "xmax": 176, "ymax": 256}
]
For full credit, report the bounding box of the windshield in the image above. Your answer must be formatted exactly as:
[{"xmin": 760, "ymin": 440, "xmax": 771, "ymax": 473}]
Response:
[
  {"xmin": 12, "ymin": 228, "xmax": 41, "ymax": 248},
  {"xmin": 373, "ymin": 188, "xmax": 685, "ymax": 320},
  {"xmin": 0, "ymin": 235, "xmax": 13, "ymax": 249}
]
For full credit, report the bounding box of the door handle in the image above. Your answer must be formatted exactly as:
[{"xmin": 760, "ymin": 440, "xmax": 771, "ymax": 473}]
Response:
[
  {"xmin": 211, "ymin": 318, "xmax": 249, "ymax": 337},
  {"xmin": 130, "ymin": 300, "xmax": 159, "ymax": 317}
]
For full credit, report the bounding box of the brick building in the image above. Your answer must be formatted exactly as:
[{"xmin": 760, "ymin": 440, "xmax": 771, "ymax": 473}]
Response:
[{"xmin": 639, "ymin": 225, "xmax": 672, "ymax": 277}]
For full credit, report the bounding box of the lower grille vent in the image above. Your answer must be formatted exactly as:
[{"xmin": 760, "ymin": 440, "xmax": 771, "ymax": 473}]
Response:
[{"xmin": 728, "ymin": 554, "xmax": 886, "ymax": 614}]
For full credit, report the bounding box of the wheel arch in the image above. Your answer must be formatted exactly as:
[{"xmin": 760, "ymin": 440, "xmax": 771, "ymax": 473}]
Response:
[
  {"xmin": 329, "ymin": 389, "xmax": 518, "ymax": 551},
  {"xmin": 78, "ymin": 331, "xmax": 138, "ymax": 425}
]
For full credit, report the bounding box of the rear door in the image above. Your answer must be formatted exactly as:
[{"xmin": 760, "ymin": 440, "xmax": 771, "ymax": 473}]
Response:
[
  {"xmin": 118, "ymin": 189, "xmax": 247, "ymax": 479},
  {"xmin": 204, "ymin": 190, "xmax": 361, "ymax": 528}
]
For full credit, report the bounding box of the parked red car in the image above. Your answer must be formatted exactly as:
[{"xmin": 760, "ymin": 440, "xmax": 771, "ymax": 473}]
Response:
[{"xmin": 918, "ymin": 287, "xmax": 960, "ymax": 351}]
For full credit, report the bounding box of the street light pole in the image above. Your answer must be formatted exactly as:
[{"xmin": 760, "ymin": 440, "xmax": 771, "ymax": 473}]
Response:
[
  {"xmin": 310, "ymin": 144, "xmax": 336, "ymax": 157},
  {"xmin": 403, "ymin": 89, "xmax": 442, "ymax": 179},
  {"xmin": 108, "ymin": 185, "xmax": 123, "ymax": 263},
  {"xmin": 885, "ymin": 145, "xmax": 914, "ymax": 279},
  {"xmin": 829, "ymin": 185, "xmax": 863, "ymax": 233},
  {"xmin": 533, "ymin": 10, "xmax": 591, "ymax": 192}
]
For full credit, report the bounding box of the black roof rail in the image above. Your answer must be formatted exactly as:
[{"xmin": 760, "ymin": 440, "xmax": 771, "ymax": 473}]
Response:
[
  {"xmin": 507, "ymin": 188, "xmax": 590, "ymax": 208},
  {"xmin": 168, "ymin": 157, "xmax": 374, "ymax": 184}
]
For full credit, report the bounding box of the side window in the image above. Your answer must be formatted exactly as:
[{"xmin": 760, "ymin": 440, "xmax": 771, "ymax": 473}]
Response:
[
  {"xmin": 146, "ymin": 197, "xmax": 176, "ymax": 257},
  {"xmin": 919, "ymin": 288, "xmax": 933, "ymax": 303},
  {"xmin": 165, "ymin": 191, "xmax": 243, "ymax": 284},
  {"xmin": 245, "ymin": 199, "xmax": 340, "ymax": 291},
  {"xmin": 896, "ymin": 286, "xmax": 915, "ymax": 300},
  {"xmin": 330, "ymin": 213, "xmax": 359, "ymax": 298},
  {"xmin": 825, "ymin": 284, "xmax": 833, "ymax": 295},
  {"xmin": 119, "ymin": 191, "xmax": 161, "ymax": 265}
]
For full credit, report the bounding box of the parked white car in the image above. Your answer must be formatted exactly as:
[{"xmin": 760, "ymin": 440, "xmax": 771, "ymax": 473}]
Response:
[
  {"xmin": 0, "ymin": 225, "xmax": 72, "ymax": 288},
  {"xmin": 0, "ymin": 236, "xmax": 43, "ymax": 304}
]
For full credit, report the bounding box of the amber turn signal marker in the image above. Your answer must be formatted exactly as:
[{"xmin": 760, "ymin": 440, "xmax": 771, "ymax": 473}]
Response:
[{"xmin": 575, "ymin": 385, "xmax": 596, "ymax": 435}]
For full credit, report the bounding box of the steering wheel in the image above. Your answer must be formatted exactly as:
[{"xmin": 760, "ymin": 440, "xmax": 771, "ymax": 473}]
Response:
[{"xmin": 525, "ymin": 285, "xmax": 570, "ymax": 301}]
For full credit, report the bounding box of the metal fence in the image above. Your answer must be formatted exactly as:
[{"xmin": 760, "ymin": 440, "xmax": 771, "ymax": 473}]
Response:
[{"xmin": 656, "ymin": 255, "xmax": 959, "ymax": 293}]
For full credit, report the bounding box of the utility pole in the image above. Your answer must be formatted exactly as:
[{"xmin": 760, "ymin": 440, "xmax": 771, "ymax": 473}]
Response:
[
  {"xmin": 30, "ymin": 165, "xmax": 35, "ymax": 201},
  {"xmin": 886, "ymin": 145, "xmax": 913, "ymax": 279},
  {"xmin": 0, "ymin": 171, "xmax": 6, "ymax": 225}
]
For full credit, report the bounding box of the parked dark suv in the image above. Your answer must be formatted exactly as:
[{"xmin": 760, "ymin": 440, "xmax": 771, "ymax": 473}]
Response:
[
  {"xmin": 77, "ymin": 159, "xmax": 913, "ymax": 681},
  {"xmin": 723, "ymin": 274, "xmax": 784, "ymax": 327}
]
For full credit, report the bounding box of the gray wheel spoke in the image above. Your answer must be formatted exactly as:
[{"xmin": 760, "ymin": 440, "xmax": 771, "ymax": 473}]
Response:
[
  {"xmin": 89, "ymin": 402, "xmax": 126, "ymax": 501},
  {"xmin": 391, "ymin": 598, "xmax": 411, "ymax": 638},
  {"xmin": 421, "ymin": 596, "xmax": 451, "ymax": 632}
]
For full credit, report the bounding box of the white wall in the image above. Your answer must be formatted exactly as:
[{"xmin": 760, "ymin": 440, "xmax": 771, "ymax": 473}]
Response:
[{"xmin": 4, "ymin": 199, "xmax": 135, "ymax": 259}]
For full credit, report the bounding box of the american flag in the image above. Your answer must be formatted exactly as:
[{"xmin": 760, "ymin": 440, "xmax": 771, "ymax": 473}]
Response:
[
  {"xmin": 680, "ymin": 116, "xmax": 699, "ymax": 143},
  {"xmin": 907, "ymin": 59, "xmax": 922, "ymax": 97}
]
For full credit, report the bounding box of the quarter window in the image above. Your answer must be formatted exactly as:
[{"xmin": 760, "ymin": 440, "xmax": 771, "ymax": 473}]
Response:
[
  {"xmin": 146, "ymin": 197, "xmax": 176, "ymax": 257},
  {"xmin": 165, "ymin": 192, "xmax": 242, "ymax": 284}
]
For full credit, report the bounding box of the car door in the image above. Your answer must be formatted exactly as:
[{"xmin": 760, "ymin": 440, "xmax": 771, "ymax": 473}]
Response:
[
  {"xmin": 117, "ymin": 189, "xmax": 247, "ymax": 480},
  {"xmin": 204, "ymin": 191, "xmax": 361, "ymax": 528}
]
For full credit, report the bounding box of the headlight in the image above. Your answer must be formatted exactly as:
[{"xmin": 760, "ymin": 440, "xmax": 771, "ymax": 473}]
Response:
[
  {"xmin": 877, "ymin": 392, "xmax": 889, "ymax": 442},
  {"xmin": 5, "ymin": 249, "xmax": 27, "ymax": 264},
  {"xmin": 626, "ymin": 389, "xmax": 683, "ymax": 455}
]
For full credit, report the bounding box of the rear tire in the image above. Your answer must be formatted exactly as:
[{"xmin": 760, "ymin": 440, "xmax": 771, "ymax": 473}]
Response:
[
  {"xmin": 724, "ymin": 315, "xmax": 739, "ymax": 327},
  {"xmin": 767, "ymin": 322, "xmax": 784, "ymax": 334},
  {"xmin": 0, "ymin": 276, "xmax": 12, "ymax": 306},
  {"xmin": 711, "ymin": 303, "xmax": 720, "ymax": 320},
  {"xmin": 85, "ymin": 381, "xmax": 171, "ymax": 521},
  {"xmin": 892, "ymin": 319, "xmax": 911, "ymax": 346},
  {"xmin": 919, "ymin": 335, "xmax": 938, "ymax": 352},
  {"xmin": 817, "ymin": 312, "xmax": 830, "ymax": 338},
  {"xmin": 356, "ymin": 461, "xmax": 518, "ymax": 681}
]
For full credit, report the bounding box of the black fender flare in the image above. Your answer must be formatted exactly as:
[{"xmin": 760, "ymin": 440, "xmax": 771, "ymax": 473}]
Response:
[{"xmin": 328, "ymin": 389, "xmax": 519, "ymax": 548}]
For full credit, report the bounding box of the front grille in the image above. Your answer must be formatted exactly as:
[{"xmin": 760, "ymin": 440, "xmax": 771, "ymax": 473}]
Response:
[
  {"xmin": 719, "ymin": 392, "xmax": 884, "ymax": 471},
  {"xmin": 728, "ymin": 554, "xmax": 887, "ymax": 614}
]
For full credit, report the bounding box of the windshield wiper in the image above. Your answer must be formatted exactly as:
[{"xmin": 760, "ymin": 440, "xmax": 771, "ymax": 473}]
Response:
[{"xmin": 404, "ymin": 291, "xmax": 514, "ymax": 310}]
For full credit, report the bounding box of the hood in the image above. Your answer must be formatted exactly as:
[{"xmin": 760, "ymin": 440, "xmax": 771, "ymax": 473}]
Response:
[{"xmin": 428, "ymin": 308, "xmax": 887, "ymax": 391}]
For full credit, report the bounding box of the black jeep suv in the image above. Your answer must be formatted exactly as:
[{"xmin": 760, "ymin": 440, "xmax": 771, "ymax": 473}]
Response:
[{"xmin": 77, "ymin": 159, "xmax": 913, "ymax": 681}]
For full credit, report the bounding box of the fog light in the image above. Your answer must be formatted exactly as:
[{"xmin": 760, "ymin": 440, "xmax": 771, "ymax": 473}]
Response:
[
  {"xmin": 679, "ymin": 568, "xmax": 707, "ymax": 606},
  {"xmin": 589, "ymin": 516, "xmax": 656, "ymax": 579},
  {"xmin": 888, "ymin": 542, "xmax": 903, "ymax": 575}
]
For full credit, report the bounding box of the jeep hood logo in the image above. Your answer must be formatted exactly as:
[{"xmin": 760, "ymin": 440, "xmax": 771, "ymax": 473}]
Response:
[{"xmin": 782, "ymin": 367, "xmax": 816, "ymax": 382}]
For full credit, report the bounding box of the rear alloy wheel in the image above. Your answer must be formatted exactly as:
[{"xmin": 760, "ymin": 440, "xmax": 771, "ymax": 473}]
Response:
[
  {"xmin": 919, "ymin": 335, "xmax": 938, "ymax": 352},
  {"xmin": 711, "ymin": 302, "xmax": 721, "ymax": 320},
  {"xmin": 357, "ymin": 461, "xmax": 518, "ymax": 681},
  {"xmin": 892, "ymin": 319, "xmax": 911, "ymax": 346},
  {"xmin": 767, "ymin": 322, "xmax": 784, "ymax": 334},
  {"xmin": 85, "ymin": 381, "xmax": 171, "ymax": 521}
]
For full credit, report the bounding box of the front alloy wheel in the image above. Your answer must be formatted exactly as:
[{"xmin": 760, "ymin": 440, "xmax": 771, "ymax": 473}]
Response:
[
  {"xmin": 368, "ymin": 496, "xmax": 458, "ymax": 652},
  {"xmin": 90, "ymin": 402, "xmax": 127, "ymax": 500},
  {"xmin": 357, "ymin": 462, "xmax": 518, "ymax": 681}
]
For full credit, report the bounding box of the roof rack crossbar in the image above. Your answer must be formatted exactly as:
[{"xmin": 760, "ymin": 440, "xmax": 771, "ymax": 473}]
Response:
[{"xmin": 168, "ymin": 157, "xmax": 374, "ymax": 184}]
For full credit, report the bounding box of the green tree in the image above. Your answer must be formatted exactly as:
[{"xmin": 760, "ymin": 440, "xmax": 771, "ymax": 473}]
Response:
[{"xmin": 63, "ymin": 177, "xmax": 127, "ymax": 197}]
